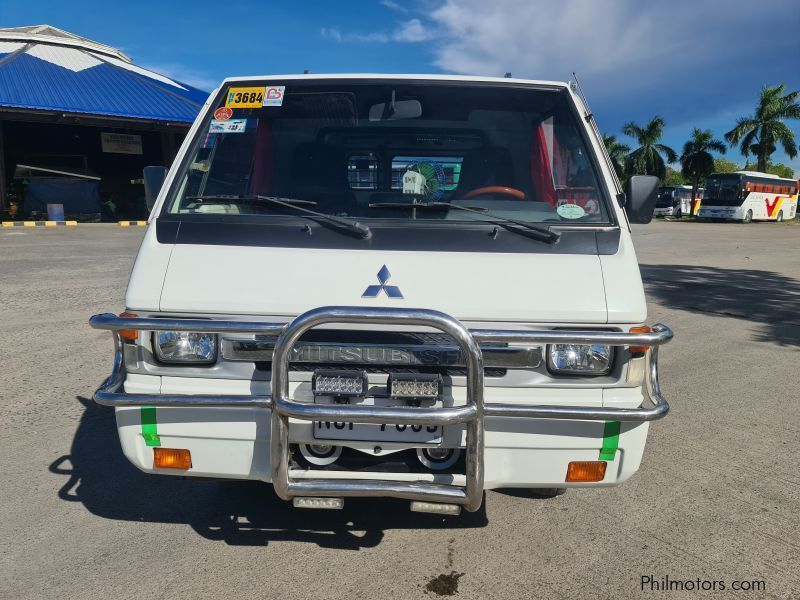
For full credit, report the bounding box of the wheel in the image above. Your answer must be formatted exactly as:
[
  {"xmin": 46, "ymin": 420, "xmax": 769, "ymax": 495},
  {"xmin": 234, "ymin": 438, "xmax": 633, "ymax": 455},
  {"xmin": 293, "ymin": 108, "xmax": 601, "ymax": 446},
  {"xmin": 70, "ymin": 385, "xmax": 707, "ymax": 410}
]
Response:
[
  {"xmin": 675, "ymin": 209, "xmax": 683, "ymax": 219},
  {"xmin": 298, "ymin": 443, "xmax": 342, "ymax": 466},
  {"xmin": 776, "ymin": 210, "xmax": 783, "ymax": 222},
  {"xmin": 743, "ymin": 209, "xmax": 753, "ymax": 223},
  {"xmin": 416, "ymin": 447, "xmax": 461, "ymax": 470}
]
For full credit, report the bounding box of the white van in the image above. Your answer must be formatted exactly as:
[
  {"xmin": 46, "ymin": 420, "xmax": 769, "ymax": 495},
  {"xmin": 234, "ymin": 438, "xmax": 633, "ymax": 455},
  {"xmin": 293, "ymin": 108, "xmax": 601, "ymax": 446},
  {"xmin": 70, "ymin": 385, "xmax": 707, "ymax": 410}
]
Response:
[{"xmin": 91, "ymin": 75, "xmax": 672, "ymax": 515}]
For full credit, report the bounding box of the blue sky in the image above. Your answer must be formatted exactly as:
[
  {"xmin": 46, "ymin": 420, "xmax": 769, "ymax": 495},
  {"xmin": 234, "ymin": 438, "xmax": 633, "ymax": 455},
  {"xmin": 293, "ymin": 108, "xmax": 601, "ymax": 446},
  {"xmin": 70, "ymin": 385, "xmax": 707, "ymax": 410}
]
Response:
[{"xmin": 2, "ymin": 0, "xmax": 799, "ymax": 174}]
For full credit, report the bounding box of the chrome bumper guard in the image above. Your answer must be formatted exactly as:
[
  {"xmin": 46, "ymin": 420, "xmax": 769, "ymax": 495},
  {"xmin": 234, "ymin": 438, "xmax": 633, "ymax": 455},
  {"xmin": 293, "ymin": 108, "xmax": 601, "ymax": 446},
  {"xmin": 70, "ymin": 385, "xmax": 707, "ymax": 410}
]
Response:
[{"xmin": 90, "ymin": 307, "xmax": 672, "ymax": 512}]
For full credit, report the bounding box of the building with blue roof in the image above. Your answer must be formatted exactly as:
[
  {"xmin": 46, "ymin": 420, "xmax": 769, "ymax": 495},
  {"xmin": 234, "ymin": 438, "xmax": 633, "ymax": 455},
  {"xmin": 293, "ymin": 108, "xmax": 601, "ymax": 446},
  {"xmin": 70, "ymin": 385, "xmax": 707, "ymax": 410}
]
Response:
[{"xmin": 0, "ymin": 25, "xmax": 210, "ymax": 218}]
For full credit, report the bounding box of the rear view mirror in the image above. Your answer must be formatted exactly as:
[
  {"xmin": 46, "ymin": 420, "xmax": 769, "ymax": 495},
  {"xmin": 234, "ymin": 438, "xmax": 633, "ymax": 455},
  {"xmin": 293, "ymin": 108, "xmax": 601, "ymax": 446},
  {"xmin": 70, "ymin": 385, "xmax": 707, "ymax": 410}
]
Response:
[
  {"xmin": 369, "ymin": 99, "xmax": 422, "ymax": 121},
  {"xmin": 624, "ymin": 175, "xmax": 660, "ymax": 224},
  {"xmin": 143, "ymin": 166, "xmax": 168, "ymax": 212}
]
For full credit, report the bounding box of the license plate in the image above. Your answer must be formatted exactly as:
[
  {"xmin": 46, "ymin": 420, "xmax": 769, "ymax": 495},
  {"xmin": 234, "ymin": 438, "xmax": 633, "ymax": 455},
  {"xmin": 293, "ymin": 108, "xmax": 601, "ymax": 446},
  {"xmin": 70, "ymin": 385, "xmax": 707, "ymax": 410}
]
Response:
[{"xmin": 313, "ymin": 421, "xmax": 443, "ymax": 443}]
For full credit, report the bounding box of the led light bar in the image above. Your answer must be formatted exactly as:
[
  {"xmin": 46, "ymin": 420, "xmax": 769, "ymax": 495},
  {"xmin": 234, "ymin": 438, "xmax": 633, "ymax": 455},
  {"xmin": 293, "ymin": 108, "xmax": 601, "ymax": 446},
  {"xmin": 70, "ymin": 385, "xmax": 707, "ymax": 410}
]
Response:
[
  {"xmin": 312, "ymin": 369, "xmax": 368, "ymax": 398},
  {"xmin": 410, "ymin": 501, "xmax": 461, "ymax": 515},
  {"xmin": 388, "ymin": 373, "xmax": 442, "ymax": 402},
  {"xmin": 293, "ymin": 497, "xmax": 344, "ymax": 510}
]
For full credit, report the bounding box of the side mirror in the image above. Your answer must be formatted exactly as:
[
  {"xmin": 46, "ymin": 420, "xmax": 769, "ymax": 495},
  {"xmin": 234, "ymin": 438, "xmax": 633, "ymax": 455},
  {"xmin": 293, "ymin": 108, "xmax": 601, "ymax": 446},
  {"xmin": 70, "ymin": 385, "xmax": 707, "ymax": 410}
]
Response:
[
  {"xmin": 624, "ymin": 175, "xmax": 660, "ymax": 224},
  {"xmin": 143, "ymin": 166, "xmax": 168, "ymax": 212}
]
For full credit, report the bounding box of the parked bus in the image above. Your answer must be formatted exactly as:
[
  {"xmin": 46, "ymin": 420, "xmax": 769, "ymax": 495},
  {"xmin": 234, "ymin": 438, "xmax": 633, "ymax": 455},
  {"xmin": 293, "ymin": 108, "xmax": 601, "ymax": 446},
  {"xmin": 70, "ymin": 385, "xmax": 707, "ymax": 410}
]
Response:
[
  {"xmin": 697, "ymin": 171, "xmax": 798, "ymax": 222},
  {"xmin": 654, "ymin": 185, "xmax": 702, "ymax": 218}
]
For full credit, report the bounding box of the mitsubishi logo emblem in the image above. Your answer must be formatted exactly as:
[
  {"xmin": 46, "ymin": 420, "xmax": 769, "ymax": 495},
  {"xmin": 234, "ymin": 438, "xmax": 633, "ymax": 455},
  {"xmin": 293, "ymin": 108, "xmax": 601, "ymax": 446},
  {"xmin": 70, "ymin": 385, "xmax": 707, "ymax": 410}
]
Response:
[{"xmin": 362, "ymin": 265, "xmax": 404, "ymax": 299}]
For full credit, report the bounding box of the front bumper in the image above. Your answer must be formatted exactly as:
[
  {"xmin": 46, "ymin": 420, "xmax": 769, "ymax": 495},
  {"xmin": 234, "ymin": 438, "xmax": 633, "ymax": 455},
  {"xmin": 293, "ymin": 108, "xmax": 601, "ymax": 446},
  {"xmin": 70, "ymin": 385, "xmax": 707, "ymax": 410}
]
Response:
[
  {"xmin": 653, "ymin": 207, "xmax": 677, "ymax": 217},
  {"xmin": 90, "ymin": 306, "xmax": 672, "ymax": 512}
]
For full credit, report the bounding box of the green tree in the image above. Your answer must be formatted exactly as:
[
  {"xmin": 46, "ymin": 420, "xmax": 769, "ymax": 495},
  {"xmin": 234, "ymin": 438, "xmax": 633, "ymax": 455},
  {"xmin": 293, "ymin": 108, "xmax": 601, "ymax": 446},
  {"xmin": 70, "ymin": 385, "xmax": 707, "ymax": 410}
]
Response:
[
  {"xmin": 680, "ymin": 128, "xmax": 727, "ymax": 205},
  {"xmin": 622, "ymin": 116, "xmax": 677, "ymax": 180},
  {"xmin": 724, "ymin": 84, "xmax": 800, "ymax": 172},
  {"xmin": 742, "ymin": 160, "xmax": 796, "ymax": 179},
  {"xmin": 662, "ymin": 167, "xmax": 685, "ymax": 186},
  {"xmin": 602, "ymin": 133, "xmax": 630, "ymax": 182},
  {"xmin": 713, "ymin": 157, "xmax": 741, "ymax": 174}
]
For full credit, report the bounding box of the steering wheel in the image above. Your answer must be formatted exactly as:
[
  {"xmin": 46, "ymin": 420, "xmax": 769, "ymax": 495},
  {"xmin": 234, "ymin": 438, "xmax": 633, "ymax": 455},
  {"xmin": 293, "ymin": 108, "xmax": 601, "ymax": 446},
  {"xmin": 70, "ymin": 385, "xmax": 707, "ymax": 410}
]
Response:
[{"xmin": 463, "ymin": 186, "xmax": 527, "ymax": 200}]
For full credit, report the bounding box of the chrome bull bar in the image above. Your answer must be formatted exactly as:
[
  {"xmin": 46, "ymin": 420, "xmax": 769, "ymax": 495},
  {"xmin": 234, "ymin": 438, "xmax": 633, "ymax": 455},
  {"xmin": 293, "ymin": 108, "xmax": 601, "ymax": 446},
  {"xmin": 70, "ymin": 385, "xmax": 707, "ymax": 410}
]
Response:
[
  {"xmin": 270, "ymin": 307, "xmax": 485, "ymax": 511},
  {"xmin": 89, "ymin": 307, "xmax": 673, "ymax": 512}
]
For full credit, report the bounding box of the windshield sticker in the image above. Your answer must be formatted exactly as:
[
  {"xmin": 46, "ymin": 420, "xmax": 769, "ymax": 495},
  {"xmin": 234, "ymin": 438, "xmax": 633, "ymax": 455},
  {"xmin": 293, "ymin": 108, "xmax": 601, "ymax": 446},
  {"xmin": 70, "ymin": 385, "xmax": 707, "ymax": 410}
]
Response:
[
  {"xmin": 225, "ymin": 86, "xmax": 265, "ymax": 108},
  {"xmin": 400, "ymin": 161, "xmax": 445, "ymax": 199},
  {"xmin": 201, "ymin": 133, "xmax": 218, "ymax": 148},
  {"xmin": 209, "ymin": 118, "xmax": 247, "ymax": 134},
  {"xmin": 556, "ymin": 203, "xmax": 586, "ymax": 219},
  {"xmin": 402, "ymin": 170, "xmax": 426, "ymax": 195},
  {"xmin": 190, "ymin": 160, "xmax": 210, "ymax": 172},
  {"xmin": 263, "ymin": 86, "xmax": 285, "ymax": 107},
  {"xmin": 213, "ymin": 107, "xmax": 233, "ymax": 121}
]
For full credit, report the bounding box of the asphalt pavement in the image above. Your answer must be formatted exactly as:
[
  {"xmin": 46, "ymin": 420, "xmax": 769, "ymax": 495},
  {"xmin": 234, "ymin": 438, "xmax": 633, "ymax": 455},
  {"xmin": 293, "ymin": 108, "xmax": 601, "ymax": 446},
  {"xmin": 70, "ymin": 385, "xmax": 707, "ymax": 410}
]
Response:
[{"xmin": 1, "ymin": 221, "xmax": 798, "ymax": 600}]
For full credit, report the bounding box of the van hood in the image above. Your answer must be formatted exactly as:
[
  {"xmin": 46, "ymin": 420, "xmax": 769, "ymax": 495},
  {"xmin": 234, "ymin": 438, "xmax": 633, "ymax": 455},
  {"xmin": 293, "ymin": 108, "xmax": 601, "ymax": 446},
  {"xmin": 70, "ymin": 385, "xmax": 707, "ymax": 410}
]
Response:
[
  {"xmin": 159, "ymin": 245, "xmax": 612, "ymax": 323},
  {"xmin": 127, "ymin": 225, "xmax": 647, "ymax": 324}
]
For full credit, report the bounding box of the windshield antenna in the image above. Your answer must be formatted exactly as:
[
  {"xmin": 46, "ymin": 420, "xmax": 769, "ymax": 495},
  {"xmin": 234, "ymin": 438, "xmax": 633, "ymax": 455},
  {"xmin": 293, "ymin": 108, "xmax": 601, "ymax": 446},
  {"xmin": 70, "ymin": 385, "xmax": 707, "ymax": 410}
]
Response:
[
  {"xmin": 570, "ymin": 72, "xmax": 593, "ymax": 121},
  {"xmin": 571, "ymin": 71, "xmax": 622, "ymax": 194}
]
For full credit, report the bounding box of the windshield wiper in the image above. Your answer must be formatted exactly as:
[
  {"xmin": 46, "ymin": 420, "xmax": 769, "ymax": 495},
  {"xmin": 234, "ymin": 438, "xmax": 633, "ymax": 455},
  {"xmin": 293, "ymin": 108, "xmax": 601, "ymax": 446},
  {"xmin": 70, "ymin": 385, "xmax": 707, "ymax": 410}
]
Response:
[
  {"xmin": 186, "ymin": 194, "xmax": 317, "ymax": 206},
  {"xmin": 368, "ymin": 201, "xmax": 559, "ymax": 244},
  {"xmin": 185, "ymin": 195, "xmax": 371, "ymax": 239}
]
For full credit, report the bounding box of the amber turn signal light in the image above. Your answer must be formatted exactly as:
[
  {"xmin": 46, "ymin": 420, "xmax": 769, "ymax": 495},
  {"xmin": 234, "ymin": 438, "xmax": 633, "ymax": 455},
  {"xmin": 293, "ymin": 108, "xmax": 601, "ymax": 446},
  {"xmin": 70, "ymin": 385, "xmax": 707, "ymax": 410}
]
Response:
[
  {"xmin": 153, "ymin": 448, "xmax": 192, "ymax": 470},
  {"xmin": 628, "ymin": 325, "xmax": 651, "ymax": 355},
  {"xmin": 119, "ymin": 312, "xmax": 139, "ymax": 342},
  {"xmin": 566, "ymin": 461, "xmax": 607, "ymax": 482}
]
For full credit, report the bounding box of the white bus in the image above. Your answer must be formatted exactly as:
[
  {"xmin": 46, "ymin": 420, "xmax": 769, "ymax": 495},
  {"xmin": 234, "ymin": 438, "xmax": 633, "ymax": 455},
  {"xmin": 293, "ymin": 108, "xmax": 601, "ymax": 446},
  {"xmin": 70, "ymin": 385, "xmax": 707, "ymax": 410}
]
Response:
[
  {"xmin": 653, "ymin": 185, "xmax": 702, "ymax": 218},
  {"xmin": 698, "ymin": 171, "xmax": 798, "ymax": 222}
]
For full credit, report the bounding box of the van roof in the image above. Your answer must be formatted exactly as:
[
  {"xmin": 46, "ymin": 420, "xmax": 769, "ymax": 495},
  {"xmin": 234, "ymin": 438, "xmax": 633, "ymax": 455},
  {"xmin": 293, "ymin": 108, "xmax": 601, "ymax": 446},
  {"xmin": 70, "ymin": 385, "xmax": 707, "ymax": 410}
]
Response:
[{"xmin": 220, "ymin": 73, "xmax": 571, "ymax": 88}]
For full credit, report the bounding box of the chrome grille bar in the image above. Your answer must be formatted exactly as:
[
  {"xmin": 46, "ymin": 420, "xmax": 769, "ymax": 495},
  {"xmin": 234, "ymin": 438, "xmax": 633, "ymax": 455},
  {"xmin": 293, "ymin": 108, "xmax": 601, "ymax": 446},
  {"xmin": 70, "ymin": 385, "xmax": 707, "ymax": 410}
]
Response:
[
  {"xmin": 269, "ymin": 306, "xmax": 485, "ymax": 512},
  {"xmin": 89, "ymin": 314, "xmax": 673, "ymax": 346},
  {"xmin": 220, "ymin": 337, "xmax": 542, "ymax": 369}
]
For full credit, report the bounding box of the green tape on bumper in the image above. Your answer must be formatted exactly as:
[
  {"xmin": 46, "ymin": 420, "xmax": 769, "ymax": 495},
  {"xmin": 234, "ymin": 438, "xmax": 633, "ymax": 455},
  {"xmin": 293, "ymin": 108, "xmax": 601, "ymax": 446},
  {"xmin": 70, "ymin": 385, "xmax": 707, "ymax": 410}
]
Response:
[
  {"xmin": 141, "ymin": 406, "xmax": 161, "ymax": 447},
  {"xmin": 599, "ymin": 420, "xmax": 620, "ymax": 461}
]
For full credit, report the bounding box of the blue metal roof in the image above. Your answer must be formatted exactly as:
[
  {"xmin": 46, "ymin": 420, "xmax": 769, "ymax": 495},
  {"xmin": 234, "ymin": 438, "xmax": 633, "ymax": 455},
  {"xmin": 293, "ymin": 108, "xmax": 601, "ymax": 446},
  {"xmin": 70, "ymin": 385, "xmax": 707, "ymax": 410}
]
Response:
[{"xmin": 0, "ymin": 28, "xmax": 208, "ymax": 123}]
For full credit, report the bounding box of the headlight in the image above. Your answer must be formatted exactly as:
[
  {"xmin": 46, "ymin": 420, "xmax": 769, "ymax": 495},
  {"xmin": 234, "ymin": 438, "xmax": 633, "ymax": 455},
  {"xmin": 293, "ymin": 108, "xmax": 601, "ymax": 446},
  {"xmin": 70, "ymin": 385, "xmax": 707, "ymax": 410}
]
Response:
[
  {"xmin": 547, "ymin": 343, "xmax": 613, "ymax": 375},
  {"xmin": 153, "ymin": 331, "xmax": 217, "ymax": 364}
]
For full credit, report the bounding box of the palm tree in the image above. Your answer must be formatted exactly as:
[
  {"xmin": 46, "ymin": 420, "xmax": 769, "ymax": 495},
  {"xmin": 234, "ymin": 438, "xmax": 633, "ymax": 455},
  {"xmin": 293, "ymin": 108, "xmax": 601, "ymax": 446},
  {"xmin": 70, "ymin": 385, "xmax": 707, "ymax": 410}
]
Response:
[
  {"xmin": 680, "ymin": 128, "xmax": 726, "ymax": 205},
  {"xmin": 725, "ymin": 84, "xmax": 800, "ymax": 172},
  {"xmin": 602, "ymin": 134, "xmax": 630, "ymax": 181},
  {"xmin": 622, "ymin": 116, "xmax": 677, "ymax": 180}
]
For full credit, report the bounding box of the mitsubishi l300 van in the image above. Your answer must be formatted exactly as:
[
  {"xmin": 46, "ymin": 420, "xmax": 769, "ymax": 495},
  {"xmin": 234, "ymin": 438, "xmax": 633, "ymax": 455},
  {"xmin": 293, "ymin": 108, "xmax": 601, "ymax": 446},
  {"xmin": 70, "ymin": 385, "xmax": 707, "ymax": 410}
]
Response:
[{"xmin": 90, "ymin": 74, "xmax": 671, "ymax": 515}]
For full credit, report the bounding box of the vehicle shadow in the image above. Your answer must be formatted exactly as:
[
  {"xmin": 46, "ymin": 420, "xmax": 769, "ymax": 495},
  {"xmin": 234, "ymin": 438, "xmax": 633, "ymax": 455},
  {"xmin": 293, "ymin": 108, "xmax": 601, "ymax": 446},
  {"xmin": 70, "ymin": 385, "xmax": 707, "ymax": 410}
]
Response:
[
  {"xmin": 640, "ymin": 264, "xmax": 800, "ymax": 347},
  {"xmin": 50, "ymin": 397, "xmax": 488, "ymax": 548}
]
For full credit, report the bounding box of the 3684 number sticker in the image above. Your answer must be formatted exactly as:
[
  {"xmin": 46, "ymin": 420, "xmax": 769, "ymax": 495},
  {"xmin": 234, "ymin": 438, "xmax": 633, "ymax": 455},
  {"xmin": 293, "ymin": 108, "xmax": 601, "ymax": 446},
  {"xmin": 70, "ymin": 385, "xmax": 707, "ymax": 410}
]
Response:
[{"xmin": 225, "ymin": 86, "xmax": 266, "ymax": 108}]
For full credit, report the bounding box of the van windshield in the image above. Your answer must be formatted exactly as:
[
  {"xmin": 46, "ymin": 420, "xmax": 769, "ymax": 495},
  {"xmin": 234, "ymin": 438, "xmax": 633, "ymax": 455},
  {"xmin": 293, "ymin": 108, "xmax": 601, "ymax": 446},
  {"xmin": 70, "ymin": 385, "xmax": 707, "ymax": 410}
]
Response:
[{"xmin": 167, "ymin": 80, "xmax": 611, "ymax": 225}]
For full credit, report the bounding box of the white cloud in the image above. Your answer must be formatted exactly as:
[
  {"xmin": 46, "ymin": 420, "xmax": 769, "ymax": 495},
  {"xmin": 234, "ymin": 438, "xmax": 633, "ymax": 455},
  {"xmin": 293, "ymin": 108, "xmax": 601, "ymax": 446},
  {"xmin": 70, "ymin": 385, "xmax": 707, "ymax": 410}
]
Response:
[
  {"xmin": 424, "ymin": 0, "xmax": 796, "ymax": 85},
  {"xmin": 380, "ymin": 0, "xmax": 409, "ymax": 13},
  {"xmin": 321, "ymin": 18, "xmax": 436, "ymax": 45},
  {"xmin": 320, "ymin": 0, "xmax": 799, "ymax": 130},
  {"xmin": 320, "ymin": 27, "xmax": 343, "ymax": 43},
  {"xmin": 393, "ymin": 18, "xmax": 436, "ymax": 42},
  {"xmin": 321, "ymin": 26, "xmax": 389, "ymax": 43}
]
